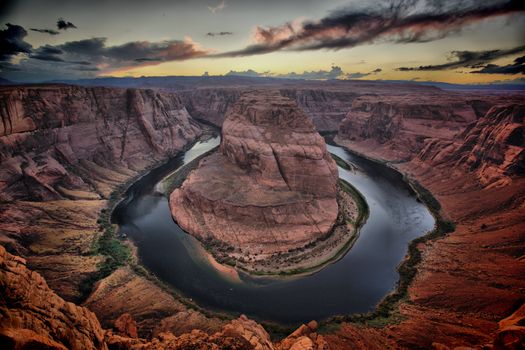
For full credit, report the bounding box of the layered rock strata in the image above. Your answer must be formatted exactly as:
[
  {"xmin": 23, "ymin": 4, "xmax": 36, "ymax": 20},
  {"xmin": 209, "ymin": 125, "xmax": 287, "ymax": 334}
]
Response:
[
  {"xmin": 333, "ymin": 101, "xmax": 525, "ymax": 349},
  {"xmin": 170, "ymin": 91, "xmax": 339, "ymax": 257}
]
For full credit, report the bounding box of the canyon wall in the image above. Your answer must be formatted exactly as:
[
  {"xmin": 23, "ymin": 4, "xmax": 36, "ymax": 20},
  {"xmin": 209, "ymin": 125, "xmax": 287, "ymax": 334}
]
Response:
[
  {"xmin": 334, "ymin": 97, "xmax": 525, "ymax": 349},
  {"xmin": 0, "ymin": 85, "xmax": 202, "ymax": 201},
  {"xmin": 170, "ymin": 90, "xmax": 339, "ymax": 256},
  {"xmin": 0, "ymin": 85, "xmax": 230, "ymax": 339}
]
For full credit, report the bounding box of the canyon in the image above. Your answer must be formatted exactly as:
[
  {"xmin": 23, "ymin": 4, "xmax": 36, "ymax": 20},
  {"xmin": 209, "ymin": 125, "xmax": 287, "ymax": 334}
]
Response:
[{"xmin": 0, "ymin": 80, "xmax": 524, "ymax": 349}]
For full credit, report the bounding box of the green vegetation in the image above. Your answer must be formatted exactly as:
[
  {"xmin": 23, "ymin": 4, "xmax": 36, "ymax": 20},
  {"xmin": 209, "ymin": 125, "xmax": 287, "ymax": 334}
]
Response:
[
  {"xmin": 319, "ymin": 165, "xmax": 456, "ymax": 330},
  {"xmin": 338, "ymin": 178, "xmax": 368, "ymax": 227},
  {"xmin": 79, "ymin": 184, "xmax": 132, "ymax": 301},
  {"xmin": 331, "ymin": 153, "xmax": 354, "ymax": 171}
]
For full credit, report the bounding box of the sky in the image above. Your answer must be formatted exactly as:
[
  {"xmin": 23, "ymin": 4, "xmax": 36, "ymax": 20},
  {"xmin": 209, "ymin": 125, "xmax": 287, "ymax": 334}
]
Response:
[{"xmin": 0, "ymin": 0, "xmax": 524, "ymax": 83}]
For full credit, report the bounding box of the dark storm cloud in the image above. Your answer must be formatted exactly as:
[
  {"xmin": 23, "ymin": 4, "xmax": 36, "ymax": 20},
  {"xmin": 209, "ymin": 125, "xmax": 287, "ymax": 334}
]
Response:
[
  {"xmin": 212, "ymin": 0, "xmax": 525, "ymax": 57},
  {"xmin": 206, "ymin": 31, "xmax": 233, "ymax": 37},
  {"xmin": 472, "ymin": 55, "xmax": 525, "ymax": 74},
  {"xmin": 29, "ymin": 28, "xmax": 60, "ymax": 35},
  {"xmin": 0, "ymin": 23, "xmax": 32, "ymax": 61},
  {"xmin": 396, "ymin": 45, "xmax": 525, "ymax": 71},
  {"xmin": 57, "ymin": 18, "xmax": 77, "ymax": 30}
]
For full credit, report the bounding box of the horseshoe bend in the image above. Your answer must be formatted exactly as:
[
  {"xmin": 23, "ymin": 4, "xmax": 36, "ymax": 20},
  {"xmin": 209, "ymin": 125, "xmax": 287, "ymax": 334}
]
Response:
[
  {"xmin": 169, "ymin": 91, "xmax": 368, "ymax": 275},
  {"xmin": 1, "ymin": 2, "xmax": 525, "ymax": 347}
]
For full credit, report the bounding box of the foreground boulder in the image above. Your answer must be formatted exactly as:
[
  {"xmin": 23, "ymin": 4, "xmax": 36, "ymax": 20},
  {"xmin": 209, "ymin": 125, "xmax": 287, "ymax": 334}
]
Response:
[{"xmin": 170, "ymin": 90, "xmax": 338, "ymax": 256}]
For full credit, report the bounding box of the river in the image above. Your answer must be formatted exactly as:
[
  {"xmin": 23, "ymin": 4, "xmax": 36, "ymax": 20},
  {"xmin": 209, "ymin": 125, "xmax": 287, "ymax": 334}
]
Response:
[{"xmin": 112, "ymin": 136, "xmax": 435, "ymax": 324}]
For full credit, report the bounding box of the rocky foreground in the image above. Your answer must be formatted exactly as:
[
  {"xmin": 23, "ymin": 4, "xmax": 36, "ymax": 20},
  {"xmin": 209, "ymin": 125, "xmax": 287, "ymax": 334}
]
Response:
[
  {"xmin": 170, "ymin": 91, "xmax": 340, "ymax": 263},
  {"xmin": 0, "ymin": 82, "xmax": 524, "ymax": 349}
]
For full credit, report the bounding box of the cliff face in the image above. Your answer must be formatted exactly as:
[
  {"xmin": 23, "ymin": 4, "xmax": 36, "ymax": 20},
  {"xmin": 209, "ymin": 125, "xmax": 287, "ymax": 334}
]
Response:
[
  {"xmin": 178, "ymin": 88, "xmax": 242, "ymax": 126},
  {"xmin": 280, "ymin": 89, "xmax": 358, "ymax": 132},
  {"xmin": 170, "ymin": 90, "xmax": 338, "ymax": 255},
  {"xmin": 0, "ymin": 243, "xmax": 302, "ymax": 350},
  {"xmin": 337, "ymin": 94, "xmax": 478, "ymax": 160},
  {"xmin": 419, "ymin": 104, "xmax": 525, "ymax": 186},
  {"xmin": 0, "ymin": 85, "xmax": 202, "ymax": 201}
]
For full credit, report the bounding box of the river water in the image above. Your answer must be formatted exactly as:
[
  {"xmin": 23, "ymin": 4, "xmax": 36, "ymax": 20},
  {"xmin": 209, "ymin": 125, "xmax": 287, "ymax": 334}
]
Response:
[{"xmin": 112, "ymin": 136, "xmax": 435, "ymax": 324}]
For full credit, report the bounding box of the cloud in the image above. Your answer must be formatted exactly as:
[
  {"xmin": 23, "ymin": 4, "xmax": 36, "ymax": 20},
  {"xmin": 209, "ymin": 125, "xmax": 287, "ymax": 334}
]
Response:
[
  {"xmin": 1, "ymin": 27, "xmax": 210, "ymax": 81},
  {"xmin": 224, "ymin": 65, "xmax": 381, "ymax": 80},
  {"xmin": 277, "ymin": 65, "xmax": 344, "ymax": 79},
  {"xmin": 30, "ymin": 28, "xmax": 60, "ymax": 35},
  {"xmin": 471, "ymin": 55, "xmax": 525, "ymax": 74},
  {"xmin": 225, "ymin": 69, "xmax": 266, "ymax": 77},
  {"xmin": 396, "ymin": 45, "xmax": 525, "ymax": 71},
  {"xmin": 344, "ymin": 67, "xmax": 382, "ymax": 79},
  {"xmin": 212, "ymin": 0, "xmax": 525, "ymax": 58},
  {"xmin": 27, "ymin": 36, "xmax": 208, "ymax": 68},
  {"xmin": 57, "ymin": 18, "xmax": 77, "ymax": 30},
  {"xmin": 208, "ymin": 0, "xmax": 226, "ymax": 14},
  {"xmin": 0, "ymin": 23, "xmax": 32, "ymax": 61},
  {"xmin": 206, "ymin": 31, "xmax": 233, "ymax": 37}
]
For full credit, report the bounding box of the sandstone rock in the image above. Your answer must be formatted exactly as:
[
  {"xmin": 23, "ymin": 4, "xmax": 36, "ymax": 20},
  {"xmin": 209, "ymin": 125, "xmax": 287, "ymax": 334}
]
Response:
[
  {"xmin": 170, "ymin": 90, "xmax": 338, "ymax": 255},
  {"xmin": 0, "ymin": 245, "xmax": 108, "ymax": 350},
  {"xmin": 115, "ymin": 313, "xmax": 138, "ymax": 339},
  {"xmin": 493, "ymin": 303, "xmax": 525, "ymax": 350},
  {"xmin": 0, "ymin": 85, "xmax": 202, "ymax": 201},
  {"xmin": 278, "ymin": 322, "xmax": 328, "ymax": 350}
]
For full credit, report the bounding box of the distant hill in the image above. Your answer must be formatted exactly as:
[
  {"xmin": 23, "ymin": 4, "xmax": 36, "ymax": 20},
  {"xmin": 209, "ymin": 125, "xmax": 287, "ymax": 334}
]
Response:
[{"xmin": 17, "ymin": 75, "xmax": 524, "ymax": 92}]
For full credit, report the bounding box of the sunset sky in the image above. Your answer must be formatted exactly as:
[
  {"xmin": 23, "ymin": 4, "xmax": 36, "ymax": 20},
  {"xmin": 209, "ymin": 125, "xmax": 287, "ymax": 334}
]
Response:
[{"xmin": 1, "ymin": 0, "xmax": 524, "ymax": 83}]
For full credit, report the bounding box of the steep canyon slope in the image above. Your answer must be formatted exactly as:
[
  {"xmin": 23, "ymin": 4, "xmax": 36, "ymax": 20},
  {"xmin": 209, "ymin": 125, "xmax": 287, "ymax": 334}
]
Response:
[{"xmin": 333, "ymin": 95, "xmax": 525, "ymax": 349}]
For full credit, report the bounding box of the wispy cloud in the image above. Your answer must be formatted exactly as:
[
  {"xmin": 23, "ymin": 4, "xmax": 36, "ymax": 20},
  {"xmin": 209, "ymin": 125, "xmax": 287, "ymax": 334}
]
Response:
[
  {"xmin": 472, "ymin": 55, "xmax": 525, "ymax": 74},
  {"xmin": 207, "ymin": 31, "xmax": 233, "ymax": 37},
  {"xmin": 208, "ymin": 0, "xmax": 226, "ymax": 14},
  {"xmin": 212, "ymin": 0, "xmax": 525, "ymax": 58},
  {"xmin": 30, "ymin": 28, "xmax": 60, "ymax": 35},
  {"xmin": 396, "ymin": 45, "xmax": 525, "ymax": 71}
]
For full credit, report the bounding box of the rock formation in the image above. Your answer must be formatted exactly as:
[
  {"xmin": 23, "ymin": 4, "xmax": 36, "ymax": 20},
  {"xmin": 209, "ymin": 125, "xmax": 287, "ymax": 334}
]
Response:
[
  {"xmin": 0, "ymin": 245, "xmax": 107, "ymax": 350},
  {"xmin": 0, "ymin": 85, "xmax": 202, "ymax": 201},
  {"xmin": 170, "ymin": 90, "xmax": 339, "ymax": 256},
  {"xmin": 419, "ymin": 103, "xmax": 525, "ymax": 186}
]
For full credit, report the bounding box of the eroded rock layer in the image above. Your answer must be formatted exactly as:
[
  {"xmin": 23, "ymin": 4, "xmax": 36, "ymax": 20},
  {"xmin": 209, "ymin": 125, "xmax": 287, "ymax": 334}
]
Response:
[
  {"xmin": 334, "ymin": 100, "xmax": 525, "ymax": 349},
  {"xmin": 170, "ymin": 90, "xmax": 338, "ymax": 255},
  {"xmin": 0, "ymin": 245, "xmax": 107, "ymax": 350}
]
